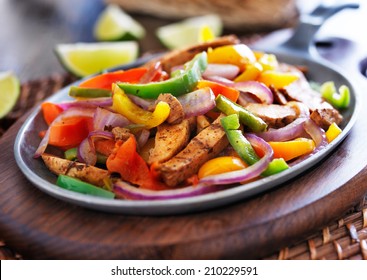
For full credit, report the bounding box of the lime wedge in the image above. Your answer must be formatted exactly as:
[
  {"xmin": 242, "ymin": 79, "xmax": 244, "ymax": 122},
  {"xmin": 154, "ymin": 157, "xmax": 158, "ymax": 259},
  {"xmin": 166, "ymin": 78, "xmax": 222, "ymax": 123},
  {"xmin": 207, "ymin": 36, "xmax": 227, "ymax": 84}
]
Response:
[
  {"xmin": 55, "ymin": 41, "xmax": 139, "ymax": 77},
  {"xmin": 94, "ymin": 4, "xmax": 145, "ymax": 41},
  {"xmin": 156, "ymin": 14, "xmax": 222, "ymax": 50},
  {"xmin": 0, "ymin": 71, "xmax": 20, "ymax": 119}
]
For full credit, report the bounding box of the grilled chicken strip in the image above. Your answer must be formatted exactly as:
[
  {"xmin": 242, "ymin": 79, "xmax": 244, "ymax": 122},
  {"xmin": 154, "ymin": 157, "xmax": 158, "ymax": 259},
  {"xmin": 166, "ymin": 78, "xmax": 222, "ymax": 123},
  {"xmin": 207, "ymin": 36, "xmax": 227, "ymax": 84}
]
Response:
[
  {"xmin": 146, "ymin": 35, "xmax": 240, "ymax": 72},
  {"xmin": 148, "ymin": 119, "xmax": 192, "ymax": 165},
  {"xmin": 41, "ymin": 153, "xmax": 108, "ymax": 187},
  {"xmin": 245, "ymin": 103, "xmax": 297, "ymax": 128},
  {"xmin": 156, "ymin": 115, "xmax": 228, "ymax": 187}
]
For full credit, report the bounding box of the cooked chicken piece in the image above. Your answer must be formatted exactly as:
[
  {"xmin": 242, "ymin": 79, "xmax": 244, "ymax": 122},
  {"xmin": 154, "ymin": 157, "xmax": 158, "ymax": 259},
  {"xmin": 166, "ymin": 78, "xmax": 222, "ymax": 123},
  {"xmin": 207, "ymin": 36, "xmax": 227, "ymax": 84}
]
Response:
[
  {"xmin": 157, "ymin": 93, "xmax": 185, "ymax": 124},
  {"xmin": 196, "ymin": 115, "xmax": 211, "ymax": 133},
  {"xmin": 279, "ymin": 64, "xmax": 343, "ymax": 128},
  {"xmin": 270, "ymin": 85, "xmax": 288, "ymax": 105},
  {"xmin": 245, "ymin": 103, "xmax": 297, "ymax": 128},
  {"xmin": 147, "ymin": 35, "xmax": 240, "ymax": 72},
  {"xmin": 41, "ymin": 153, "xmax": 108, "ymax": 187},
  {"xmin": 112, "ymin": 127, "xmax": 132, "ymax": 141},
  {"xmin": 156, "ymin": 115, "xmax": 228, "ymax": 187},
  {"xmin": 310, "ymin": 103, "xmax": 343, "ymax": 130},
  {"xmin": 148, "ymin": 119, "xmax": 192, "ymax": 165}
]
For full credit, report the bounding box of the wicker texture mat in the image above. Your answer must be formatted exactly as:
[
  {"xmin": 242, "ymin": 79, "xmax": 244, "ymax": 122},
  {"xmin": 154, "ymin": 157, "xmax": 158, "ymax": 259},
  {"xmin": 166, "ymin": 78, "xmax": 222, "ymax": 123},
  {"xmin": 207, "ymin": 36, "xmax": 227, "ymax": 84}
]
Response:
[{"xmin": 0, "ymin": 74, "xmax": 366, "ymax": 260}]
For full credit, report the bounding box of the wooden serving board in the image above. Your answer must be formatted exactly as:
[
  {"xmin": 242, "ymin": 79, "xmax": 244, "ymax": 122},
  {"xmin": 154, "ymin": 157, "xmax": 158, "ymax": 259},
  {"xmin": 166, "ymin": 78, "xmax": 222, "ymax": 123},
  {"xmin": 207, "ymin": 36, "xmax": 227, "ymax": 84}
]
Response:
[{"xmin": 1, "ymin": 78, "xmax": 367, "ymax": 260}]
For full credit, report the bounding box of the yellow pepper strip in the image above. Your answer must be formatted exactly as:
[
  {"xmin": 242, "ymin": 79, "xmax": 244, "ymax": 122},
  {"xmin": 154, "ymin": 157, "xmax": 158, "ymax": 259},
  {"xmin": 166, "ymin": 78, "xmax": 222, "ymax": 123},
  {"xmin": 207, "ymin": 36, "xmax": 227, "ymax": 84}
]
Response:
[
  {"xmin": 207, "ymin": 44, "xmax": 256, "ymax": 71},
  {"xmin": 234, "ymin": 62, "xmax": 263, "ymax": 82},
  {"xmin": 258, "ymin": 70, "xmax": 299, "ymax": 89},
  {"xmin": 198, "ymin": 156, "xmax": 248, "ymax": 179},
  {"xmin": 268, "ymin": 138, "xmax": 315, "ymax": 161},
  {"xmin": 199, "ymin": 25, "xmax": 215, "ymax": 43},
  {"xmin": 257, "ymin": 53, "xmax": 279, "ymax": 71},
  {"xmin": 112, "ymin": 84, "xmax": 170, "ymax": 129},
  {"xmin": 325, "ymin": 122, "xmax": 342, "ymax": 143}
]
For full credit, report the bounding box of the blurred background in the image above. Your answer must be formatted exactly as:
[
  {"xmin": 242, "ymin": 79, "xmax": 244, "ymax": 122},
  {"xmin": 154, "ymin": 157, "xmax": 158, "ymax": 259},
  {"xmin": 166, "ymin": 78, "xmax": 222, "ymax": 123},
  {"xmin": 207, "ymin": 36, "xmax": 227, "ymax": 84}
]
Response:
[{"xmin": 0, "ymin": 0, "xmax": 365, "ymax": 81}]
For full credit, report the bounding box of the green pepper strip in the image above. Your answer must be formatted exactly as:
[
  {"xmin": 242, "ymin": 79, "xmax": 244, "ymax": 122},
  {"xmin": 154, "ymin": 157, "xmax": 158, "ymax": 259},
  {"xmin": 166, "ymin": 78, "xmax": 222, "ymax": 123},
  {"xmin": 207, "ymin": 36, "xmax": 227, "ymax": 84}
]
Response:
[
  {"xmin": 117, "ymin": 52, "xmax": 208, "ymax": 99},
  {"xmin": 216, "ymin": 94, "xmax": 267, "ymax": 132},
  {"xmin": 56, "ymin": 174, "xmax": 115, "ymax": 199},
  {"xmin": 261, "ymin": 158, "xmax": 289, "ymax": 177},
  {"xmin": 221, "ymin": 114, "xmax": 260, "ymax": 165},
  {"xmin": 321, "ymin": 81, "xmax": 350, "ymax": 109},
  {"xmin": 221, "ymin": 114, "xmax": 288, "ymax": 175},
  {"xmin": 69, "ymin": 86, "xmax": 112, "ymax": 98},
  {"xmin": 64, "ymin": 147, "xmax": 107, "ymax": 164}
]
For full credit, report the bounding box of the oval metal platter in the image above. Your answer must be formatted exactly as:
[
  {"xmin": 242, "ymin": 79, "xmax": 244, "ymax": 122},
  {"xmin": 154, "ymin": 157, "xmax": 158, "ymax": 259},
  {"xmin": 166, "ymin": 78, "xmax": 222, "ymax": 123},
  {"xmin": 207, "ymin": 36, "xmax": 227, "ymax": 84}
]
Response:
[{"xmin": 14, "ymin": 50, "xmax": 359, "ymax": 215}]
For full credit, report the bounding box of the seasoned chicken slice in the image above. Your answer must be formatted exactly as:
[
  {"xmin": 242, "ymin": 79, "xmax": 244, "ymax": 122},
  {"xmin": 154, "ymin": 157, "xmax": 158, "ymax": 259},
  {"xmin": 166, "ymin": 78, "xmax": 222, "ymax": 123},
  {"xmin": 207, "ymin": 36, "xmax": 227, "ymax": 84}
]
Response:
[
  {"xmin": 156, "ymin": 116, "xmax": 228, "ymax": 187},
  {"xmin": 148, "ymin": 119, "xmax": 191, "ymax": 165},
  {"xmin": 157, "ymin": 93, "xmax": 185, "ymax": 124},
  {"xmin": 41, "ymin": 153, "xmax": 108, "ymax": 187},
  {"xmin": 147, "ymin": 35, "xmax": 240, "ymax": 72},
  {"xmin": 245, "ymin": 103, "xmax": 297, "ymax": 128}
]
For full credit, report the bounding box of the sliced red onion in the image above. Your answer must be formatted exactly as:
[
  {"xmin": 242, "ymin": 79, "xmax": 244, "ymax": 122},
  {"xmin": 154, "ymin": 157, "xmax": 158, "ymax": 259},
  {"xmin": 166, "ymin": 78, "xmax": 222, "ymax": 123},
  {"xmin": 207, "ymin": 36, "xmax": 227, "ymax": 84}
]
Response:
[
  {"xmin": 113, "ymin": 180, "xmax": 228, "ymax": 200},
  {"xmin": 139, "ymin": 61, "xmax": 162, "ymax": 84},
  {"xmin": 204, "ymin": 76, "xmax": 234, "ymax": 86},
  {"xmin": 178, "ymin": 87, "xmax": 216, "ymax": 118},
  {"xmin": 237, "ymin": 91, "xmax": 262, "ymax": 106},
  {"xmin": 200, "ymin": 134, "xmax": 273, "ymax": 185},
  {"xmin": 256, "ymin": 117, "xmax": 308, "ymax": 142},
  {"xmin": 126, "ymin": 94, "xmax": 154, "ymax": 110},
  {"xmin": 58, "ymin": 97, "xmax": 112, "ymax": 110},
  {"xmin": 93, "ymin": 107, "xmax": 130, "ymax": 131},
  {"xmin": 77, "ymin": 131, "xmax": 114, "ymax": 166},
  {"xmin": 234, "ymin": 81, "xmax": 273, "ymax": 104},
  {"xmin": 34, "ymin": 107, "xmax": 95, "ymax": 158},
  {"xmin": 137, "ymin": 129, "xmax": 150, "ymax": 148},
  {"xmin": 289, "ymin": 119, "xmax": 327, "ymax": 166},
  {"xmin": 203, "ymin": 64, "xmax": 240, "ymax": 80}
]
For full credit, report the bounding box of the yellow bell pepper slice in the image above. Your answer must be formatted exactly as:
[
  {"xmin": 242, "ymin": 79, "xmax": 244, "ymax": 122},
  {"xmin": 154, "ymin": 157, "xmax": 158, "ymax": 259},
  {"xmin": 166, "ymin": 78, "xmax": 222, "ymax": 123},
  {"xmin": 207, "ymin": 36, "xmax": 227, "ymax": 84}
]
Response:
[
  {"xmin": 258, "ymin": 70, "xmax": 299, "ymax": 89},
  {"xmin": 198, "ymin": 156, "xmax": 248, "ymax": 179},
  {"xmin": 325, "ymin": 122, "xmax": 342, "ymax": 143},
  {"xmin": 234, "ymin": 62, "xmax": 263, "ymax": 82},
  {"xmin": 268, "ymin": 138, "xmax": 315, "ymax": 161},
  {"xmin": 257, "ymin": 53, "xmax": 278, "ymax": 71},
  {"xmin": 112, "ymin": 84, "xmax": 170, "ymax": 129},
  {"xmin": 207, "ymin": 44, "xmax": 256, "ymax": 71}
]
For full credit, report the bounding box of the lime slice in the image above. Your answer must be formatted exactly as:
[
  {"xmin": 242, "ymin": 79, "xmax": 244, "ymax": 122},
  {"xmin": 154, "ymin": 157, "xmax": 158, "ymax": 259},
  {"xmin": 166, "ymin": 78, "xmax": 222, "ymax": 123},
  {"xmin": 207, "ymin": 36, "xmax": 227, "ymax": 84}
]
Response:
[
  {"xmin": 156, "ymin": 14, "xmax": 222, "ymax": 50},
  {"xmin": 94, "ymin": 4, "xmax": 145, "ymax": 41},
  {"xmin": 55, "ymin": 41, "xmax": 139, "ymax": 77},
  {"xmin": 0, "ymin": 71, "xmax": 20, "ymax": 119}
]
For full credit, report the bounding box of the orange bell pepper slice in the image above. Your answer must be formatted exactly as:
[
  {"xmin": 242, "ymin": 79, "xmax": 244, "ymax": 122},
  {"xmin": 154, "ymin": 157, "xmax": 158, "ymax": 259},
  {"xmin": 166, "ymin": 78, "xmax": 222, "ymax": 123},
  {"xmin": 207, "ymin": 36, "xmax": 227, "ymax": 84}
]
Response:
[
  {"xmin": 41, "ymin": 102, "xmax": 63, "ymax": 125},
  {"xmin": 48, "ymin": 116, "xmax": 93, "ymax": 148},
  {"xmin": 79, "ymin": 68, "xmax": 148, "ymax": 90},
  {"xmin": 106, "ymin": 136, "xmax": 167, "ymax": 190},
  {"xmin": 268, "ymin": 138, "xmax": 315, "ymax": 161},
  {"xmin": 197, "ymin": 80, "xmax": 239, "ymax": 102}
]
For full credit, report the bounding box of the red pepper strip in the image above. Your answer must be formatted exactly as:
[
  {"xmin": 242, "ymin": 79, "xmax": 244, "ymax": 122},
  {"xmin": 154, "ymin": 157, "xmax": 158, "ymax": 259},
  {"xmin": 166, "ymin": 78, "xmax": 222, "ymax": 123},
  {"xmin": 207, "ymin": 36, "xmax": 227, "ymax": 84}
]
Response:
[
  {"xmin": 94, "ymin": 139, "xmax": 116, "ymax": 157},
  {"xmin": 41, "ymin": 102, "xmax": 63, "ymax": 125},
  {"xmin": 197, "ymin": 80, "xmax": 239, "ymax": 102},
  {"xmin": 48, "ymin": 116, "xmax": 93, "ymax": 148},
  {"xmin": 79, "ymin": 68, "xmax": 148, "ymax": 90},
  {"xmin": 106, "ymin": 136, "xmax": 168, "ymax": 190}
]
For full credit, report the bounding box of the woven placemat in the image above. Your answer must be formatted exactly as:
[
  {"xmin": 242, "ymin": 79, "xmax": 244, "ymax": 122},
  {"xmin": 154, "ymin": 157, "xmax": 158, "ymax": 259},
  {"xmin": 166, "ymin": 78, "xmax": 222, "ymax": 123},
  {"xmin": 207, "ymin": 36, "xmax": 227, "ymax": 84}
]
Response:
[{"xmin": 1, "ymin": 74, "xmax": 367, "ymax": 260}]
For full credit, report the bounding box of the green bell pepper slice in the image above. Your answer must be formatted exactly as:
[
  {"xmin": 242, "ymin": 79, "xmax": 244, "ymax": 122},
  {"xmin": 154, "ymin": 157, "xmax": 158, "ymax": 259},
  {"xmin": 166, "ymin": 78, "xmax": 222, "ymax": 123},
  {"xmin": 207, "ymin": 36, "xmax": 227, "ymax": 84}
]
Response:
[
  {"xmin": 320, "ymin": 81, "xmax": 350, "ymax": 109},
  {"xmin": 69, "ymin": 86, "xmax": 112, "ymax": 98},
  {"xmin": 56, "ymin": 174, "xmax": 115, "ymax": 199},
  {"xmin": 117, "ymin": 52, "xmax": 208, "ymax": 99},
  {"xmin": 216, "ymin": 94, "xmax": 267, "ymax": 132},
  {"xmin": 261, "ymin": 158, "xmax": 289, "ymax": 177},
  {"xmin": 221, "ymin": 114, "xmax": 260, "ymax": 165}
]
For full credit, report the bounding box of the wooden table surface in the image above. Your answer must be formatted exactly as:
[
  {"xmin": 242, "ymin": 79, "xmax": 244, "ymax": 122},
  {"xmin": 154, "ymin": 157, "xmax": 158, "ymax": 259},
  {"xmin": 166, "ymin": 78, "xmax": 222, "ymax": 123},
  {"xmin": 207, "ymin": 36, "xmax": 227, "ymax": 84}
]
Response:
[{"xmin": 1, "ymin": 0, "xmax": 367, "ymax": 260}]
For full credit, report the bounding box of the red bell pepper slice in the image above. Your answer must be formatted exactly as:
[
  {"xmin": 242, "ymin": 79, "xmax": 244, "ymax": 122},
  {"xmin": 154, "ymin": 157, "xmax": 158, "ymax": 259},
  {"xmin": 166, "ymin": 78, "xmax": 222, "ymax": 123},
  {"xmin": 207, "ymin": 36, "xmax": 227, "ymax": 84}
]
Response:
[
  {"xmin": 41, "ymin": 102, "xmax": 63, "ymax": 125},
  {"xmin": 197, "ymin": 80, "xmax": 239, "ymax": 102},
  {"xmin": 106, "ymin": 136, "xmax": 167, "ymax": 190},
  {"xmin": 78, "ymin": 68, "xmax": 148, "ymax": 90},
  {"xmin": 48, "ymin": 116, "xmax": 93, "ymax": 148}
]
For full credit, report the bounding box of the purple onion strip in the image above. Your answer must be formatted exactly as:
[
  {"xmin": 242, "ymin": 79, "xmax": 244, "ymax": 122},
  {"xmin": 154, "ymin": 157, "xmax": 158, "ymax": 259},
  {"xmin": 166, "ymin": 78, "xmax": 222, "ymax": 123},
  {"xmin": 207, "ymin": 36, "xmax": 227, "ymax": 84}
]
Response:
[
  {"xmin": 113, "ymin": 180, "xmax": 228, "ymax": 201},
  {"xmin": 203, "ymin": 64, "xmax": 240, "ymax": 80},
  {"xmin": 77, "ymin": 131, "xmax": 114, "ymax": 166},
  {"xmin": 58, "ymin": 97, "xmax": 112, "ymax": 110},
  {"xmin": 93, "ymin": 107, "xmax": 130, "ymax": 131},
  {"xmin": 200, "ymin": 134, "xmax": 273, "ymax": 185},
  {"xmin": 34, "ymin": 107, "xmax": 95, "ymax": 158}
]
